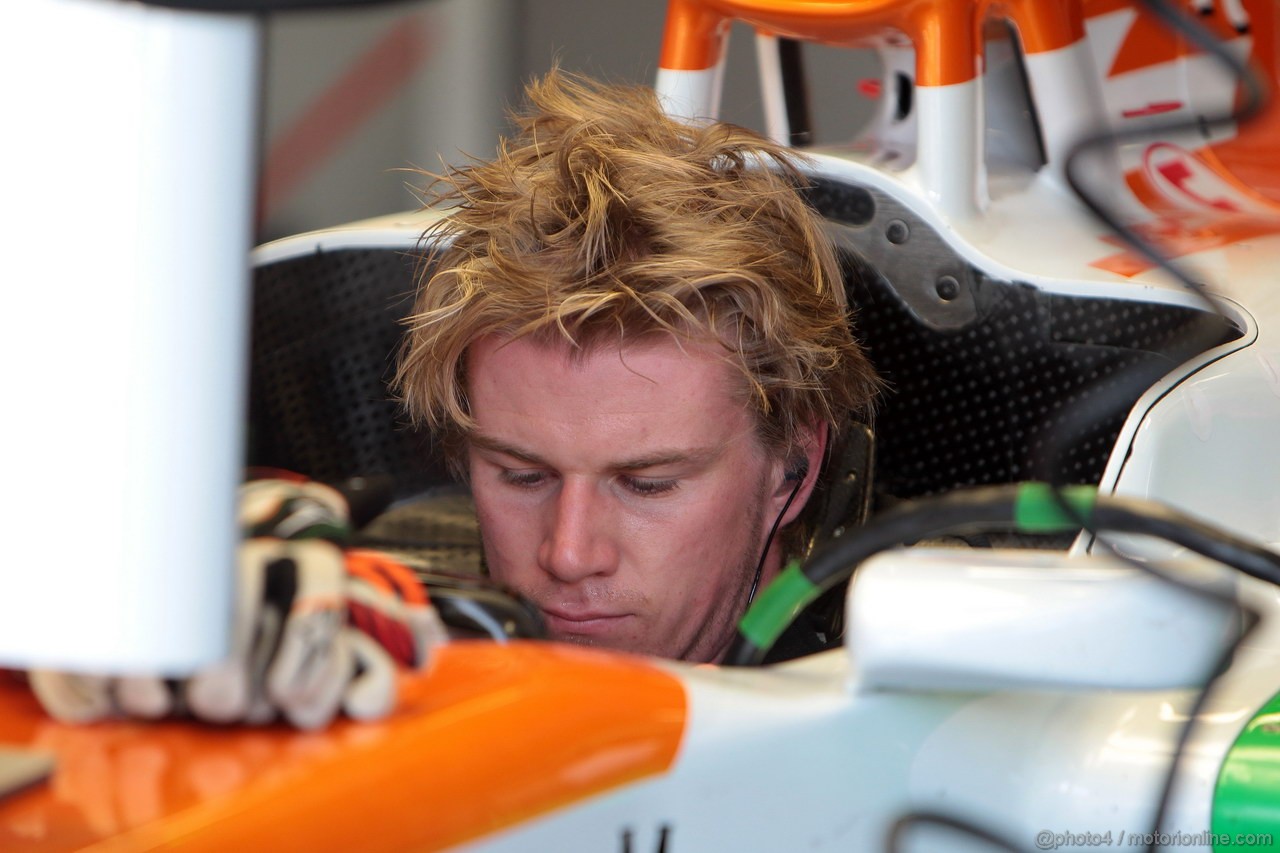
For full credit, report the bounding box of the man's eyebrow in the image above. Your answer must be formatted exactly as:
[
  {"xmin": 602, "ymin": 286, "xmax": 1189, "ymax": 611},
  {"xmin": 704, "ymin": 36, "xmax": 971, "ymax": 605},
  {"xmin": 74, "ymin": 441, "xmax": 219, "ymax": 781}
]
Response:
[
  {"xmin": 468, "ymin": 432, "xmax": 724, "ymax": 471},
  {"xmin": 611, "ymin": 446, "xmax": 723, "ymax": 471},
  {"xmin": 467, "ymin": 433, "xmax": 549, "ymax": 466}
]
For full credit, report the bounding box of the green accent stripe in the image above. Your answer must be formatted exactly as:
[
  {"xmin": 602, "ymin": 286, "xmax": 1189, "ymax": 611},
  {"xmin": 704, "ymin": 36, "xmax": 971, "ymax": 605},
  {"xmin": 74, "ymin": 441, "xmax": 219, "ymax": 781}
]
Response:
[
  {"xmin": 1213, "ymin": 690, "xmax": 1280, "ymax": 851},
  {"xmin": 739, "ymin": 561, "xmax": 818, "ymax": 649},
  {"xmin": 1014, "ymin": 483, "xmax": 1096, "ymax": 532}
]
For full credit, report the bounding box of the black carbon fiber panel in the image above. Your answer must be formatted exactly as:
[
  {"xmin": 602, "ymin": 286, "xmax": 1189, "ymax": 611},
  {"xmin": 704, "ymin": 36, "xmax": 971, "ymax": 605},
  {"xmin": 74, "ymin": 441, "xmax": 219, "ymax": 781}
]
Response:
[{"xmin": 248, "ymin": 248, "xmax": 447, "ymax": 499}]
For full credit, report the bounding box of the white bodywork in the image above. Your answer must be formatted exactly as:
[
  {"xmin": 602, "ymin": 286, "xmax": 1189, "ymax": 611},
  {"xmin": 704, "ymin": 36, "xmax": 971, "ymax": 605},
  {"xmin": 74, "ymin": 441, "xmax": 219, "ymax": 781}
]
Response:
[
  {"xmin": 1, "ymin": 0, "xmax": 257, "ymax": 672},
  {"xmin": 459, "ymin": 555, "xmax": 1278, "ymax": 852},
  {"xmin": 255, "ymin": 148, "xmax": 1280, "ymax": 844}
]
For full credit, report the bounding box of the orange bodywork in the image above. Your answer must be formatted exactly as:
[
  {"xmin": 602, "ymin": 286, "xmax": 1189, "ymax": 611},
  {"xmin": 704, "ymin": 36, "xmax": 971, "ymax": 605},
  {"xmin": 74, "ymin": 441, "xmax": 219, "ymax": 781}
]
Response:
[
  {"xmin": 0, "ymin": 642, "xmax": 687, "ymax": 852},
  {"xmin": 1086, "ymin": 0, "xmax": 1280, "ymax": 199},
  {"xmin": 659, "ymin": 0, "xmax": 1085, "ymax": 86},
  {"xmin": 1079, "ymin": 0, "xmax": 1280, "ymax": 274}
]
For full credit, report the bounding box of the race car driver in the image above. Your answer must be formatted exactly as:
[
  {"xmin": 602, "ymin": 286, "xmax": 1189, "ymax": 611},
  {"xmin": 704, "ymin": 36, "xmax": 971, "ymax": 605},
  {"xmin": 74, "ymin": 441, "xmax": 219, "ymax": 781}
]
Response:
[
  {"xmin": 31, "ymin": 71, "xmax": 879, "ymax": 728},
  {"xmin": 393, "ymin": 70, "xmax": 879, "ymax": 663}
]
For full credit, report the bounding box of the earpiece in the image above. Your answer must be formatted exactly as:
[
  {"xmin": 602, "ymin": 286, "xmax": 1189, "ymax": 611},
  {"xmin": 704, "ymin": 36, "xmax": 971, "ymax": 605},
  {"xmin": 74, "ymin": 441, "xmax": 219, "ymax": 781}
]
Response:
[{"xmin": 784, "ymin": 458, "xmax": 810, "ymax": 483}]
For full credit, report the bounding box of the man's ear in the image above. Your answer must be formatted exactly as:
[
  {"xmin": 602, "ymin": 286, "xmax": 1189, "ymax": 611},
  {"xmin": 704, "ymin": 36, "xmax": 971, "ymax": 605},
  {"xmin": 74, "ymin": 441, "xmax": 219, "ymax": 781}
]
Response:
[{"xmin": 770, "ymin": 422, "xmax": 829, "ymax": 528}]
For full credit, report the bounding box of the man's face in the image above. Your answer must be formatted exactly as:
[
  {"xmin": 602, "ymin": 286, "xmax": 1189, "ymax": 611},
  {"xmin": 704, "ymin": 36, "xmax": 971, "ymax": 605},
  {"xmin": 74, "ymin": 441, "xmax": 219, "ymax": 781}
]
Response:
[{"xmin": 464, "ymin": 333, "xmax": 788, "ymax": 663}]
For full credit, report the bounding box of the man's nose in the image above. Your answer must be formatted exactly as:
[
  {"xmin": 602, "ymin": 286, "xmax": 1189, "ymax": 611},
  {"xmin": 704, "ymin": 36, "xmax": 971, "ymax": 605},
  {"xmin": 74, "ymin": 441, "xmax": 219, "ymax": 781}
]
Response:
[{"xmin": 537, "ymin": 477, "xmax": 619, "ymax": 583}]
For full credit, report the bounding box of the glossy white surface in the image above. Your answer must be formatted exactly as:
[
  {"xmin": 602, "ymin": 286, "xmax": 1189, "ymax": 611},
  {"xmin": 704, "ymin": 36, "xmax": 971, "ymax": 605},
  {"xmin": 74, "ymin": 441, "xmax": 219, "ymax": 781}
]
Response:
[
  {"xmin": 654, "ymin": 66, "xmax": 724, "ymax": 123},
  {"xmin": 754, "ymin": 32, "xmax": 789, "ymax": 146},
  {"xmin": 463, "ymin": 566, "xmax": 1280, "ymax": 853},
  {"xmin": 1023, "ymin": 41, "xmax": 1119, "ymax": 190},
  {"xmin": 251, "ymin": 207, "xmax": 450, "ymax": 266},
  {"xmin": 1, "ymin": 0, "xmax": 256, "ymax": 671},
  {"xmin": 847, "ymin": 549, "xmax": 1241, "ymax": 692},
  {"xmin": 915, "ymin": 81, "xmax": 987, "ymax": 217},
  {"xmin": 1102, "ymin": 322, "xmax": 1280, "ymax": 551}
]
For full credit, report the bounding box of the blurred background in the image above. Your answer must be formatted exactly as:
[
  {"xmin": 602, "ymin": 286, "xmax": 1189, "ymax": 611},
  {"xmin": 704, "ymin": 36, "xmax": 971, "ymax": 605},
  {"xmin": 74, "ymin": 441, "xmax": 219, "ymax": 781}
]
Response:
[{"xmin": 258, "ymin": 0, "xmax": 878, "ymax": 241}]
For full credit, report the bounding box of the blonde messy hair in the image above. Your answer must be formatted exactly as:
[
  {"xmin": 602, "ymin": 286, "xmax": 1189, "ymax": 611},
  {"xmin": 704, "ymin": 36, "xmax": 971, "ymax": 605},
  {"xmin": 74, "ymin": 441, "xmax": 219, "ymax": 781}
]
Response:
[{"xmin": 395, "ymin": 71, "xmax": 878, "ymax": 472}]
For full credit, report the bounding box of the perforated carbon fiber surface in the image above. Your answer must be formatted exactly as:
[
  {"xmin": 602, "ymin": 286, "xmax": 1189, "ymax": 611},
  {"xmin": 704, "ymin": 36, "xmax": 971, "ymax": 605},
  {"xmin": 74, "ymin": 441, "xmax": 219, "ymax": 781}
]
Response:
[{"xmin": 249, "ymin": 249, "xmax": 447, "ymax": 498}]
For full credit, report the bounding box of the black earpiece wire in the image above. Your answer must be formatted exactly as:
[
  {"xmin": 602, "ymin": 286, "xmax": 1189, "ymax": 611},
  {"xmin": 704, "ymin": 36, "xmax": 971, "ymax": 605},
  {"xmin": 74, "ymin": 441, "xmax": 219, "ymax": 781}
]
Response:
[{"xmin": 746, "ymin": 460, "xmax": 809, "ymax": 607}]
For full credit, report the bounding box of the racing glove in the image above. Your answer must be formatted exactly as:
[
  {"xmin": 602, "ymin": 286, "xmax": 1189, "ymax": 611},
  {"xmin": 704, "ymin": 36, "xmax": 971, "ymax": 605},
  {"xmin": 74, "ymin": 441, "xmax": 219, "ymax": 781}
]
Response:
[{"xmin": 30, "ymin": 476, "xmax": 448, "ymax": 730}]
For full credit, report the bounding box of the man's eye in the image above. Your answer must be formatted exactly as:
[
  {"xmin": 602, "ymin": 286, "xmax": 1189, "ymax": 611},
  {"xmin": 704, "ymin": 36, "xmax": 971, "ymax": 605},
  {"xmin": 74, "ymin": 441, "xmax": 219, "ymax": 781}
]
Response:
[
  {"xmin": 621, "ymin": 476, "xmax": 678, "ymax": 496},
  {"xmin": 500, "ymin": 469, "xmax": 548, "ymax": 488}
]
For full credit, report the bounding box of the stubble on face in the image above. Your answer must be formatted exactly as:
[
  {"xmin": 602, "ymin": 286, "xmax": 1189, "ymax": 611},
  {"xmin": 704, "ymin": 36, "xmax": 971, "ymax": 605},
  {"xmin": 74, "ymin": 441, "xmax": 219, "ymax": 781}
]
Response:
[{"xmin": 665, "ymin": 499, "xmax": 766, "ymax": 662}]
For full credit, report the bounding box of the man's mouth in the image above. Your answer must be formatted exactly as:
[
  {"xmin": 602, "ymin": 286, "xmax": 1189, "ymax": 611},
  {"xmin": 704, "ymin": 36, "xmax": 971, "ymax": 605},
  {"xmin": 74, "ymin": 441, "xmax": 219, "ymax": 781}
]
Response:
[{"xmin": 539, "ymin": 606, "xmax": 631, "ymax": 638}]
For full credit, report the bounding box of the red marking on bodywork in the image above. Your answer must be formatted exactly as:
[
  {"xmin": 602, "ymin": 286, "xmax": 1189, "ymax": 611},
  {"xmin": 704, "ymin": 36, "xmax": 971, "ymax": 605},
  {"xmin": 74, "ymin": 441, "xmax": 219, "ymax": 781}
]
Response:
[
  {"xmin": 1122, "ymin": 100, "xmax": 1182, "ymax": 118},
  {"xmin": 857, "ymin": 77, "xmax": 882, "ymax": 98},
  {"xmin": 258, "ymin": 18, "xmax": 432, "ymax": 222},
  {"xmin": 1155, "ymin": 159, "xmax": 1240, "ymax": 211}
]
